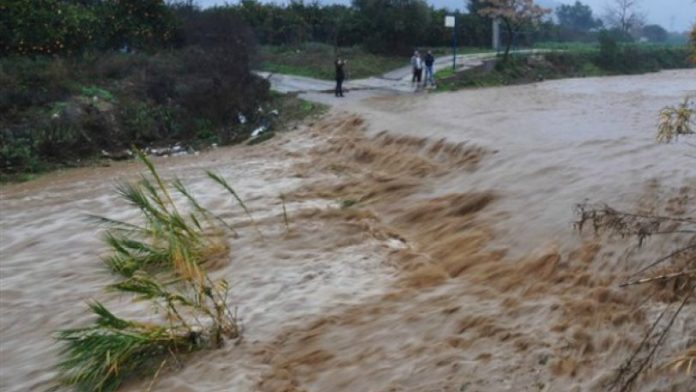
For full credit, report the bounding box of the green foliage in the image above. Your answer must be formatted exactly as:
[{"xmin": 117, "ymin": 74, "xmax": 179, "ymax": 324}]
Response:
[
  {"xmin": 657, "ymin": 97, "xmax": 695, "ymax": 143},
  {"xmin": 0, "ymin": 131, "xmax": 40, "ymax": 175},
  {"xmin": 56, "ymin": 302, "xmax": 192, "ymax": 392},
  {"xmin": 232, "ymin": 0, "xmax": 492, "ymax": 53},
  {"xmin": 103, "ymin": 152, "xmax": 228, "ymax": 278},
  {"xmin": 194, "ymin": 118, "xmax": 216, "ymax": 141},
  {"xmin": 597, "ymin": 32, "xmax": 690, "ymax": 73},
  {"xmin": 1, "ymin": 10, "xmax": 272, "ymax": 176},
  {"xmin": 642, "ymin": 24, "xmax": 668, "ymax": 43},
  {"xmin": 597, "ymin": 31, "xmax": 621, "ymax": 69},
  {"xmin": 0, "ymin": 0, "xmax": 100, "ymax": 55},
  {"xmin": 268, "ymin": 92, "xmax": 328, "ymax": 124},
  {"xmin": 57, "ymin": 156, "xmax": 244, "ymax": 391},
  {"xmin": 436, "ymin": 45, "xmax": 691, "ymax": 92},
  {"xmin": 206, "ymin": 170, "xmax": 256, "ymax": 224},
  {"xmin": 556, "ymin": 1, "xmax": 602, "ymax": 32},
  {"xmin": 118, "ymin": 100, "xmax": 158, "ymax": 142},
  {"xmin": 80, "ymin": 86, "xmax": 115, "ymax": 101},
  {"xmin": 0, "ymin": 0, "xmax": 177, "ymax": 56},
  {"xmin": 0, "ymin": 56, "xmax": 73, "ymax": 113},
  {"xmin": 353, "ymin": 0, "xmax": 431, "ymax": 54},
  {"xmin": 691, "ymin": 25, "xmax": 696, "ymax": 64},
  {"xmin": 99, "ymin": 0, "xmax": 177, "ymax": 51}
]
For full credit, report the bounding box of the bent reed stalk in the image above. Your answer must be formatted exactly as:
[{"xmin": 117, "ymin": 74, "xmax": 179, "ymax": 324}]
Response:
[
  {"xmin": 656, "ymin": 96, "xmax": 695, "ymax": 143},
  {"xmin": 55, "ymin": 151, "xmax": 255, "ymax": 391}
]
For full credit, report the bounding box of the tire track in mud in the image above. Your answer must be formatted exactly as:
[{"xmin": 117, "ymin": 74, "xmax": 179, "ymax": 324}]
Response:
[{"xmin": 254, "ymin": 114, "xmax": 695, "ymax": 392}]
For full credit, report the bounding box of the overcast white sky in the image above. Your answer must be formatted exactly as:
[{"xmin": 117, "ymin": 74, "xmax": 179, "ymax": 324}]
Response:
[
  {"xmin": 545, "ymin": 0, "xmax": 695, "ymax": 31},
  {"xmin": 195, "ymin": 0, "xmax": 695, "ymax": 31}
]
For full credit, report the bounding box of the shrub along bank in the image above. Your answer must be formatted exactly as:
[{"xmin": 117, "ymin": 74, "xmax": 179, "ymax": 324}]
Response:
[
  {"xmin": 0, "ymin": 5, "xmax": 326, "ymax": 182},
  {"xmin": 436, "ymin": 43, "xmax": 692, "ymax": 91}
]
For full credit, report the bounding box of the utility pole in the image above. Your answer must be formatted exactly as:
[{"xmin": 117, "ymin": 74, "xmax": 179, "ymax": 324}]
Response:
[
  {"xmin": 492, "ymin": 18, "xmax": 500, "ymax": 52},
  {"xmin": 445, "ymin": 15, "xmax": 456, "ymax": 70}
]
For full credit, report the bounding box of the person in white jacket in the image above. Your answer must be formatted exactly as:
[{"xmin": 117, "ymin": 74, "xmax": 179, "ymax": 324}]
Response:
[{"xmin": 411, "ymin": 51, "xmax": 423, "ymax": 86}]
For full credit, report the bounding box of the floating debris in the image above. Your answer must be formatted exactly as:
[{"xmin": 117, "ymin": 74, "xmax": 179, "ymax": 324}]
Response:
[
  {"xmin": 101, "ymin": 149, "xmax": 133, "ymax": 161},
  {"xmin": 251, "ymin": 125, "xmax": 268, "ymax": 138},
  {"xmin": 144, "ymin": 143, "xmax": 195, "ymax": 157}
]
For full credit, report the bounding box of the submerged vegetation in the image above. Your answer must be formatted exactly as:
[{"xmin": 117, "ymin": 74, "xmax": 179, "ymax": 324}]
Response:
[
  {"xmin": 56, "ymin": 302, "xmax": 198, "ymax": 392},
  {"xmin": 573, "ymin": 98, "xmax": 696, "ymax": 391},
  {"xmin": 657, "ymin": 97, "xmax": 695, "ymax": 143},
  {"xmin": 55, "ymin": 152, "xmax": 251, "ymax": 391},
  {"xmin": 576, "ymin": 203, "xmax": 695, "ymax": 391}
]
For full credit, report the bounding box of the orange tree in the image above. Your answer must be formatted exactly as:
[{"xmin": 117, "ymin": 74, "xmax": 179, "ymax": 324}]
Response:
[
  {"xmin": 0, "ymin": 0, "xmax": 99, "ymax": 55},
  {"xmin": 97, "ymin": 0, "xmax": 177, "ymax": 51},
  {"xmin": 0, "ymin": 0, "xmax": 176, "ymax": 56}
]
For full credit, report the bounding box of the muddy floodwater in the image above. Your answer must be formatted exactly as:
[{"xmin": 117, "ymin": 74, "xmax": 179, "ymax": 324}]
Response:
[{"xmin": 1, "ymin": 70, "xmax": 695, "ymax": 391}]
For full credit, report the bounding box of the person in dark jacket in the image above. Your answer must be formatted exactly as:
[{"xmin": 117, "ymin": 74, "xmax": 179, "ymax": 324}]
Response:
[
  {"xmin": 335, "ymin": 57, "xmax": 346, "ymax": 97},
  {"xmin": 424, "ymin": 50, "xmax": 435, "ymax": 86}
]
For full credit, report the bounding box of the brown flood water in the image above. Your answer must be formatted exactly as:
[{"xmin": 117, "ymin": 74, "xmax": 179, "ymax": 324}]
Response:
[{"xmin": 1, "ymin": 70, "xmax": 695, "ymax": 391}]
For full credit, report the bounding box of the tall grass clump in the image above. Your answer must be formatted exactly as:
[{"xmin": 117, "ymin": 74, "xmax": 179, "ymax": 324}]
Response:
[
  {"xmin": 55, "ymin": 152, "xmax": 254, "ymax": 391},
  {"xmin": 657, "ymin": 96, "xmax": 695, "ymax": 143},
  {"xmin": 56, "ymin": 302, "xmax": 196, "ymax": 392}
]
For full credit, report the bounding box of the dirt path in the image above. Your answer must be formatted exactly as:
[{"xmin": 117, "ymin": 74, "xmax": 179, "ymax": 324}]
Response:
[{"xmin": 1, "ymin": 69, "xmax": 695, "ymax": 392}]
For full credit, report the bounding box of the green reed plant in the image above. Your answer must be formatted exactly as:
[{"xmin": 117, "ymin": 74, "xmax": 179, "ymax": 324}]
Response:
[
  {"xmin": 55, "ymin": 151, "xmax": 250, "ymax": 391},
  {"xmin": 657, "ymin": 96, "xmax": 695, "ymax": 143},
  {"xmin": 56, "ymin": 302, "xmax": 195, "ymax": 392},
  {"xmin": 96, "ymin": 151, "xmax": 246, "ymax": 278}
]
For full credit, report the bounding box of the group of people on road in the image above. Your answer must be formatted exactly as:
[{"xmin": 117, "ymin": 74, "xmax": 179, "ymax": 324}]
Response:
[
  {"xmin": 411, "ymin": 50, "xmax": 435, "ymax": 88},
  {"xmin": 333, "ymin": 49, "xmax": 435, "ymax": 98}
]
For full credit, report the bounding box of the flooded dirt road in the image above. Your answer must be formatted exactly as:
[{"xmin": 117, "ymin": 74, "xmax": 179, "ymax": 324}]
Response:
[{"xmin": 1, "ymin": 70, "xmax": 695, "ymax": 391}]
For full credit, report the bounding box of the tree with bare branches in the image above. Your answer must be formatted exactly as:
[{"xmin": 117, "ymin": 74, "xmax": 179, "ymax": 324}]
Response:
[
  {"xmin": 604, "ymin": 0, "xmax": 644, "ymax": 35},
  {"xmin": 576, "ymin": 203, "xmax": 695, "ymax": 391},
  {"xmin": 478, "ymin": 0, "xmax": 550, "ymax": 62}
]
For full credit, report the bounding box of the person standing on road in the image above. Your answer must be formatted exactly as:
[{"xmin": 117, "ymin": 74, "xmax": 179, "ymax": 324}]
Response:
[
  {"xmin": 424, "ymin": 50, "xmax": 435, "ymax": 86},
  {"xmin": 335, "ymin": 56, "xmax": 346, "ymax": 97},
  {"xmin": 411, "ymin": 51, "xmax": 423, "ymax": 86}
]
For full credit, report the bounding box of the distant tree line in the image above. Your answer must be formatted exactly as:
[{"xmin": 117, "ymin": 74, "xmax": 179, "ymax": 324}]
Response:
[
  {"xmin": 0, "ymin": 0, "xmax": 684, "ymax": 58},
  {"xmin": 228, "ymin": 0, "xmax": 496, "ymax": 53},
  {"xmin": 0, "ymin": 0, "xmax": 494, "ymax": 56}
]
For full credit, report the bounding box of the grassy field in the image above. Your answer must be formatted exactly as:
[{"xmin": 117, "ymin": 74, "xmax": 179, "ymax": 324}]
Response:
[
  {"xmin": 257, "ymin": 43, "xmax": 405, "ymax": 80},
  {"xmin": 256, "ymin": 43, "xmax": 495, "ymax": 80},
  {"xmin": 431, "ymin": 46, "xmax": 495, "ymax": 56},
  {"xmin": 533, "ymin": 41, "xmax": 689, "ymax": 51},
  {"xmin": 434, "ymin": 44, "xmax": 692, "ymax": 92}
]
